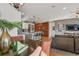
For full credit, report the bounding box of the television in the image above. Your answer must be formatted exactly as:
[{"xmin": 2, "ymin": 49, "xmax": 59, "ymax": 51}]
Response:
[
  {"xmin": 66, "ymin": 24, "xmax": 79, "ymax": 31},
  {"xmin": 66, "ymin": 24, "xmax": 75, "ymax": 31},
  {"xmin": 76, "ymin": 25, "xmax": 79, "ymax": 30}
]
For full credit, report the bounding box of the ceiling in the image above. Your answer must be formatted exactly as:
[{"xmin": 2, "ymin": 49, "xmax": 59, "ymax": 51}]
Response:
[{"xmin": 21, "ymin": 3, "xmax": 79, "ymax": 22}]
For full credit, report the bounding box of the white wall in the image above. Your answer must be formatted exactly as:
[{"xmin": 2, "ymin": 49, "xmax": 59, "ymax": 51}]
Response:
[
  {"xmin": 0, "ymin": 3, "xmax": 21, "ymax": 36},
  {"xmin": 49, "ymin": 22, "xmax": 55, "ymax": 38}
]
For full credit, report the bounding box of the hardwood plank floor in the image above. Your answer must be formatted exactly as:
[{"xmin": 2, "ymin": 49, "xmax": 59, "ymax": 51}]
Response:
[{"xmin": 50, "ymin": 48, "xmax": 79, "ymax": 56}]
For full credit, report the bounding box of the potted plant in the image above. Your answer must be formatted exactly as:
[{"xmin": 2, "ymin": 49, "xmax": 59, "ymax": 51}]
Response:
[{"xmin": 0, "ymin": 19, "xmax": 22, "ymax": 54}]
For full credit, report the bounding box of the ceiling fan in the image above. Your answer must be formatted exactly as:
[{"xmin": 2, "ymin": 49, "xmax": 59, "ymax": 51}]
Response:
[{"xmin": 9, "ymin": 3, "xmax": 24, "ymax": 11}]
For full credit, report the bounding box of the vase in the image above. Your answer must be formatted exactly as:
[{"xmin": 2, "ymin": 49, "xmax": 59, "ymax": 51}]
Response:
[{"xmin": 0, "ymin": 29, "xmax": 11, "ymax": 53}]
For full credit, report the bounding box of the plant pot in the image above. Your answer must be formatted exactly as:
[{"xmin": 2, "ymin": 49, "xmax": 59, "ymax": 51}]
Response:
[{"xmin": 0, "ymin": 29, "xmax": 11, "ymax": 54}]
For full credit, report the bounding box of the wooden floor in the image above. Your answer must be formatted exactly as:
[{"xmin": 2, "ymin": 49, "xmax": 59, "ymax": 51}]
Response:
[
  {"xmin": 50, "ymin": 48, "xmax": 79, "ymax": 56},
  {"xmin": 49, "ymin": 53, "xmax": 63, "ymax": 56},
  {"xmin": 49, "ymin": 52, "xmax": 64, "ymax": 56}
]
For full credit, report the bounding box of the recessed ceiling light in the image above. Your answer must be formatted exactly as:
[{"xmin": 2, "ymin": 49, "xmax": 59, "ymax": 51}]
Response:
[
  {"xmin": 51, "ymin": 5, "xmax": 56, "ymax": 8},
  {"xmin": 63, "ymin": 7, "xmax": 67, "ymax": 10}
]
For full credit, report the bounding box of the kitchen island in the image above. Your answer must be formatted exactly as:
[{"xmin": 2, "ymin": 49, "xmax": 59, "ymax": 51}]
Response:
[{"xmin": 53, "ymin": 34, "xmax": 79, "ymax": 53}]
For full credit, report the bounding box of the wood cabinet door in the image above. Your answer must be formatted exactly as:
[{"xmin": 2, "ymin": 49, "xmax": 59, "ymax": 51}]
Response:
[
  {"xmin": 75, "ymin": 38, "xmax": 79, "ymax": 53},
  {"xmin": 42, "ymin": 22, "xmax": 48, "ymax": 36},
  {"xmin": 35, "ymin": 23, "xmax": 42, "ymax": 31}
]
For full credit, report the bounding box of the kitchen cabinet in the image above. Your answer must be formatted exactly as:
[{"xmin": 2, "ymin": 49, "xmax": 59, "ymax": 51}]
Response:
[
  {"xmin": 53, "ymin": 35, "xmax": 74, "ymax": 52},
  {"xmin": 75, "ymin": 36, "xmax": 79, "ymax": 53},
  {"xmin": 35, "ymin": 22, "xmax": 49, "ymax": 37},
  {"xmin": 35, "ymin": 23, "xmax": 42, "ymax": 32}
]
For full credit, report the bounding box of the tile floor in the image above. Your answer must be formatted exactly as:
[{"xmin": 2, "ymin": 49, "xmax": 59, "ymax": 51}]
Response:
[{"xmin": 52, "ymin": 48, "xmax": 79, "ymax": 56}]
